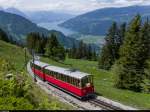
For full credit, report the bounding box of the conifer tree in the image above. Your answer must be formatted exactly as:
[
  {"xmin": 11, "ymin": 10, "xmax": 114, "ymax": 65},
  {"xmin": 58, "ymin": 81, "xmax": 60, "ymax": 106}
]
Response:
[
  {"xmin": 98, "ymin": 22, "xmax": 118, "ymax": 70},
  {"xmin": 118, "ymin": 23, "xmax": 126, "ymax": 45},
  {"xmin": 87, "ymin": 45, "xmax": 92, "ymax": 60},
  {"xmin": 115, "ymin": 15, "xmax": 150, "ymax": 92},
  {"xmin": 92, "ymin": 49, "xmax": 97, "ymax": 61},
  {"xmin": 69, "ymin": 42, "xmax": 77, "ymax": 58}
]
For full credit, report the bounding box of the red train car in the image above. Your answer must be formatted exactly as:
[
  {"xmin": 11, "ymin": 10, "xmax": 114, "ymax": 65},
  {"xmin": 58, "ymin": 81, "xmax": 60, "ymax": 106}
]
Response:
[{"xmin": 30, "ymin": 60, "xmax": 95, "ymax": 100}]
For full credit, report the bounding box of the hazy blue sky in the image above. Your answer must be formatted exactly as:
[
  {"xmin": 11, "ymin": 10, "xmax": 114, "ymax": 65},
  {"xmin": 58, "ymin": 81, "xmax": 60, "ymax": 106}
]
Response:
[{"xmin": 0, "ymin": 0, "xmax": 149, "ymax": 14}]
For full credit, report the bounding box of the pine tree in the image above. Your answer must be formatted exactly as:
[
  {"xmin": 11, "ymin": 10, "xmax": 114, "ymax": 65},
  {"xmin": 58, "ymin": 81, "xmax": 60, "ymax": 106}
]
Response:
[
  {"xmin": 116, "ymin": 23, "xmax": 126, "ymax": 58},
  {"xmin": 118, "ymin": 23, "xmax": 126, "ymax": 45},
  {"xmin": 40, "ymin": 34, "xmax": 47, "ymax": 54},
  {"xmin": 76, "ymin": 40, "xmax": 84, "ymax": 59},
  {"xmin": 26, "ymin": 33, "xmax": 36, "ymax": 53},
  {"xmin": 45, "ymin": 36, "xmax": 53, "ymax": 58},
  {"xmin": 92, "ymin": 49, "xmax": 97, "ymax": 61},
  {"xmin": 98, "ymin": 22, "xmax": 118, "ymax": 70},
  {"xmin": 87, "ymin": 45, "xmax": 92, "ymax": 60},
  {"xmin": 83, "ymin": 43, "xmax": 87, "ymax": 59},
  {"xmin": 70, "ymin": 42, "xmax": 77, "ymax": 58},
  {"xmin": 115, "ymin": 15, "xmax": 150, "ymax": 92}
]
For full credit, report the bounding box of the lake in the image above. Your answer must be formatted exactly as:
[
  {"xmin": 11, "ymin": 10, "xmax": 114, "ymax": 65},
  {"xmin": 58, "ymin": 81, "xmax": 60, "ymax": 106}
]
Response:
[{"xmin": 38, "ymin": 21, "xmax": 76, "ymax": 36}]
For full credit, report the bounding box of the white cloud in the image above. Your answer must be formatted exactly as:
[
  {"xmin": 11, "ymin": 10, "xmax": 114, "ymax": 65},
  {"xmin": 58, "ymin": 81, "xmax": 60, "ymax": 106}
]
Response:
[{"xmin": 0, "ymin": 0, "xmax": 150, "ymax": 14}]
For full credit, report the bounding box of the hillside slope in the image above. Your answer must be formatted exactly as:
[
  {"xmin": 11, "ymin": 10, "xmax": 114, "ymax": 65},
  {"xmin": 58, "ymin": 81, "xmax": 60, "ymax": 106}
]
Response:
[
  {"xmin": 60, "ymin": 5, "xmax": 150, "ymax": 36},
  {"xmin": 0, "ymin": 40, "xmax": 73, "ymax": 110}
]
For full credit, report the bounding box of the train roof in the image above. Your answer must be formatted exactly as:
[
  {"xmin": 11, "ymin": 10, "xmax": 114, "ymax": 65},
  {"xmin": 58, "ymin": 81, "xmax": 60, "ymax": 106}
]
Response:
[{"xmin": 32, "ymin": 60, "xmax": 92, "ymax": 79}]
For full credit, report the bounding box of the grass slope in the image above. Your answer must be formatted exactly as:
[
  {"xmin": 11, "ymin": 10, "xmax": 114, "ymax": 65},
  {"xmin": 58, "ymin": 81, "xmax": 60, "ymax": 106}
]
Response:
[
  {"xmin": 0, "ymin": 40, "xmax": 73, "ymax": 110},
  {"xmin": 41, "ymin": 57, "xmax": 150, "ymax": 109}
]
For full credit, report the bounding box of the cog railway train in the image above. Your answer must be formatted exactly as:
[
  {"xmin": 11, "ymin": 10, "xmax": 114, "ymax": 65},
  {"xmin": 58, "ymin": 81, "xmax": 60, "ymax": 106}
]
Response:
[{"xmin": 30, "ymin": 60, "xmax": 95, "ymax": 100}]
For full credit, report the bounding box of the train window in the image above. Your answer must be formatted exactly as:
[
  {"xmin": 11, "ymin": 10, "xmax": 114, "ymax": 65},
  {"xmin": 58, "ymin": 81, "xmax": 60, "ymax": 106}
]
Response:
[
  {"xmin": 70, "ymin": 77, "xmax": 72, "ymax": 84},
  {"xmin": 63, "ymin": 75, "xmax": 65, "ymax": 82},
  {"xmin": 49, "ymin": 70, "xmax": 51, "ymax": 75},
  {"xmin": 76, "ymin": 79, "xmax": 78, "ymax": 87},
  {"xmin": 61, "ymin": 74, "xmax": 65, "ymax": 81},
  {"xmin": 66, "ymin": 76, "xmax": 69, "ymax": 83},
  {"xmin": 87, "ymin": 76, "xmax": 92, "ymax": 83},
  {"xmin": 78, "ymin": 80, "xmax": 81, "ymax": 88},
  {"xmin": 57, "ymin": 72, "xmax": 60, "ymax": 79},
  {"xmin": 70, "ymin": 77, "xmax": 72, "ymax": 85},
  {"xmin": 48, "ymin": 70, "xmax": 50, "ymax": 75},
  {"xmin": 68, "ymin": 76, "xmax": 71, "ymax": 84},
  {"xmin": 62, "ymin": 75, "xmax": 65, "ymax": 82},
  {"xmin": 52, "ymin": 71, "xmax": 55, "ymax": 78},
  {"xmin": 64, "ymin": 75, "xmax": 67, "ymax": 82},
  {"xmin": 74, "ymin": 79, "xmax": 77, "ymax": 87},
  {"xmin": 72, "ymin": 78, "xmax": 75, "ymax": 86},
  {"xmin": 73, "ymin": 78, "xmax": 76, "ymax": 86},
  {"xmin": 67, "ymin": 76, "xmax": 69, "ymax": 83},
  {"xmin": 54, "ymin": 72, "xmax": 57, "ymax": 78},
  {"xmin": 59, "ymin": 73, "xmax": 61, "ymax": 80},
  {"xmin": 56, "ymin": 72, "xmax": 59, "ymax": 79},
  {"xmin": 81, "ymin": 77, "xmax": 87, "ymax": 88},
  {"xmin": 61, "ymin": 74, "xmax": 63, "ymax": 81},
  {"xmin": 71, "ymin": 77, "xmax": 74, "ymax": 85},
  {"xmin": 49, "ymin": 71, "xmax": 51, "ymax": 75},
  {"xmin": 54, "ymin": 72, "xmax": 56, "ymax": 78},
  {"xmin": 81, "ymin": 79, "xmax": 84, "ymax": 88},
  {"xmin": 57, "ymin": 73, "xmax": 59, "ymax": 79},
  {"xmin": 60, "ymin": 74, "xmax": 63, "ymax": 81},
  {"xmin": 50, "ymin": 71, "xmax": 52, "ymax": 76}
]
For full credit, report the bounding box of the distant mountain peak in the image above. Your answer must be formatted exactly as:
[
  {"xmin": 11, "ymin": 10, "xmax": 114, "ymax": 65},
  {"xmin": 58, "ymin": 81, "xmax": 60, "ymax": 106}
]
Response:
[{"xmin": 5, "ymin": 7, "xmax": 27, "ymax": 18}]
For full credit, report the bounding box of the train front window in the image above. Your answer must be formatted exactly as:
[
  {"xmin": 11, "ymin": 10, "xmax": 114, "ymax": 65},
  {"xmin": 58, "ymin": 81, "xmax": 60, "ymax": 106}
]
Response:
[{"xmin": 81, "ymin": 75, "xmax": 93, "ymax": 88}]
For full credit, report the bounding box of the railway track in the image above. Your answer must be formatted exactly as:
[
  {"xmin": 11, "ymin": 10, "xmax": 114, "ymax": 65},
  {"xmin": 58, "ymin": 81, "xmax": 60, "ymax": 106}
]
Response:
[{"xmin": 88, "ymin": 99, "xmax": 122, "ymax": 110}]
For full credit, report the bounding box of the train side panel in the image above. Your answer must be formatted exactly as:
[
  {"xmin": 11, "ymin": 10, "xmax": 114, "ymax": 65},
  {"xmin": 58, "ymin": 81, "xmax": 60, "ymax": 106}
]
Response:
[
  {"xmin": 31, "ymin": 67, "xmax": 94, "ymax": 98},
  {"xmin": 45, "ymin": 74, "xmax": 83, "ymax": 97}
]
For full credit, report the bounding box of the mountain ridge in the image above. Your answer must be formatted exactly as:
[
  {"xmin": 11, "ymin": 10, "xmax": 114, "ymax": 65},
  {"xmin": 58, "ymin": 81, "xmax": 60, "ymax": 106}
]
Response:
[{"xmin": 60, "ymin": 5, "xmax": 150, "ymax": 36}]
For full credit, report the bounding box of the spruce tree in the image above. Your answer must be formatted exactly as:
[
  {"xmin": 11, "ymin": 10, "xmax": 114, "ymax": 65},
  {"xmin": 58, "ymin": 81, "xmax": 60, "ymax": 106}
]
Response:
[
  {"xmin": 98, "ymin": 22, "xmax": 118, "ymax": 70},
  {"xmin": 26, "ymin": 33, "xmax": 36, "ymax": 53},
  {"xmin": 115, "ymin": 15, "xmax": 150, "ymax": 92},
  {"xmin": 87, "ymin": 45, "xmax": 92, "ymax": 60},
  {"xmin": 69, "ymin": 42, "xmax": 77, "ymax": 58},
  {"xmin": 92, "ymin": 49, "xmax": 97, "ymax": 61},
  {"xmin": 76, "ymin": 40, "xmax": 84, "ymax": 59},
  {"xmin": 118, "ymin": 23, "xmax": 126, "ymax": 45}
]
